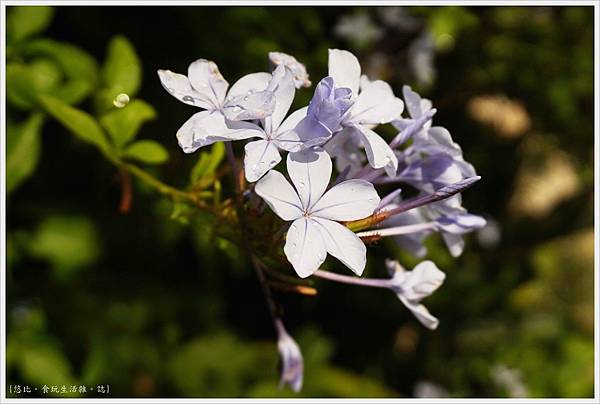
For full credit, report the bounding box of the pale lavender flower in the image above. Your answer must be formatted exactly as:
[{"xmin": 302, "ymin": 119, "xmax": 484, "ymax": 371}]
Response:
[
  {"xmin": 276, "ymin": 321, "xmax": 304, "ymax": 393},
  {"xmin": 255, "ymin": 148, "xmax": 380, "ymax": 277},
  {"xmin": 386, "ymin": 259, "xmax": 445, "ymax": 329},
  {"xmin": 424, "ymin": 198, "xmax": 487, "ymax": 257},
  {"xmin": 237, "ymin": 65, "xmax": 308, "ymax": 182},
  {"xmin": 158, "ymin": 59, "xmax": 276, "ymax": 153},
  {"xmin": 290, "ymin": 77, "xmax": 354, "ymax": 149},
  {"xmin": 397, "ymin": 152, "xmax": 476, "ymax": 194},
  {"xmin": 328, "ymin": 49, "xmax": 404, "ymax": 177}
]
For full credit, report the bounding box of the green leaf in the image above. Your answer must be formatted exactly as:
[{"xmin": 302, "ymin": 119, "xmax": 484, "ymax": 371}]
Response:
[
  {"xmin": 29, "ymin": 58, "xmax": 63, "ymax": 91},
  {"xmin": 6, "ymin": 113, "xmax": 45, "ymax": 195},
  {"xmin": 100, "ymin": 100, "xmax": 156, "ymax": 148},
  {"xmin": 190, "ymin": 143, "xmax": 225, "ymax": 184},
  {"xmin": 29, "ymin": 215, "xmax": 101, "ymax": 280},
  {"xmin": 7, "ymin": 59, "xmax": 86, "ymax": 109},
  {"xmin": 21, "ymin": 39, "xmax": 98, "ymax": 104},
  {"xmin": 102, "ymin": 36, "xmax": 141, "ymax": 97},
  {"xmin": 7, "ymin": 6, "xmax": 54, "ymax": 42},
  {"xmin": 22, "ymin": 38, "xmax": 98, "ymax": 82},
  {"xmin": 123, "ymin": 140, "xmax": 169, "ymax": 164},
  {"xmin": 38, "ymin": 95, "xmax": 112, "ymax": 156},
  {"xmin": 6, "ymin": 63, "xmax": 38, "ymax": 109}
]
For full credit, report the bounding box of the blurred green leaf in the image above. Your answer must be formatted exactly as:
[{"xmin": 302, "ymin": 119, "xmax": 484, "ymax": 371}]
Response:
[
  {"xmin": 39, "ymin": 95, "xmax": 113, "ymax": 156},
  {"xmin": 7, "ymin": 6, "xmax": 54, "ymax": 42},
  {"xmin": 20, "ymin": 39, "xmax": 98, "ymax": 104},
  {"xmin": 123, "ymin": 140, "xmax": 169, "ymax": 164},
  {"xmin": 6, "ymin": 63, "xmax": 40, "ymax": 109},
  {"xmin": 102, "ymin": 36, "xmax": 142, "ymax": 97},
  {"xmin": 29, "ymin": 215, "xmax": 100, "ymax": 279},
  {"xmin": 190, "ymin": 143, "xmax": 225, "ymax": 185},
  {"xmin": 7, "ymin": 113, "xmax": 45, "ymax": 195},
  {"xmin": 30, "ymin": 58, "xmax": 63, "ymax": 90},
  {"xmin": 100, "ymin": 100, "xmax": 156, "ymax": 148}
]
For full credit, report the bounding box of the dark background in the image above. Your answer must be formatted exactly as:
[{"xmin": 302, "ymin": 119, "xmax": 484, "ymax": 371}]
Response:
[{"xmin": 6, "ymin": 6, "xmax": 595, "ymax": 398}]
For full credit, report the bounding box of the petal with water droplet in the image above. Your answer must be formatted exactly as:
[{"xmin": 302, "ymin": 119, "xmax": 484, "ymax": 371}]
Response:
[
  {"xmin": 255, "ymin": 171, "xmax": 303, "ymax": 221},
  {"xmin": 287, "ymin": 148, "xmax": 332, "ymax": 210},
  {"xmin": 310, "ymin": 179, "xmax": 380, "ymax": 221},
  {"xmin": 284, "ymin": 217, "xmax": 327, "ymax": 278},
  {"xmin": 312, "ymin": 217, "xmax": 367, "ymax": 276},
  {"xmin": 243, "ymin": 139, "xmax": 281, "ymax": 182}
]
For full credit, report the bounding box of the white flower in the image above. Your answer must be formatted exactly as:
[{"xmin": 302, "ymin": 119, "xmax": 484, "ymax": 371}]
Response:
[
  {"xmin": 241, "ymin": 65, "xmax": 308, "ymax": 182},
  {"xmin": 157, "ymin": 59, "xmax": 276, "ymax": 153},
  {"xmin": 327, "ymin": 49, "xmax": 404, "ymax": 177},
  {"xmin": 386, "ymin": 259, "xmax": 445, "ymax": 329},
  {"xmin": 269, "ymin": 51, "xmax": 311, "ymax": 89},
  {"xmin": 255, "ymin": 148, "xmax": 380, "ymax": 278}
]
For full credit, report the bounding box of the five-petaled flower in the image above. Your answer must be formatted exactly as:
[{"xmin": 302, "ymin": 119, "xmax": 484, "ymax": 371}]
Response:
[
  {"xmin": 158, "ymin": 59, "xmax": 276, "ymax": 153},
  {"xmin": 256, "ymin": 148, "xmax": 380, "ymax": 278}
]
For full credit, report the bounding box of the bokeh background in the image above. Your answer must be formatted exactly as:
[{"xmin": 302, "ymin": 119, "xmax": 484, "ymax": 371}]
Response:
[{"xmin": 5, "ymin": 5, "xmax": 595, "ymax": 398}]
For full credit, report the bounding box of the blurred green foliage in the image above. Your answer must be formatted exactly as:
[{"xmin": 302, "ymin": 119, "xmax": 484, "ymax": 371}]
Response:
[{"xmin": 5, "ymin": 5, "xmax": 594, "ymax": 398}]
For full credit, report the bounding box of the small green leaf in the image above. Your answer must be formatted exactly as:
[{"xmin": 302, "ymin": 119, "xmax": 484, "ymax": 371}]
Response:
[
  {"xmin": 102, "ymin": 36, "xmax": 141, "ymax": 97},
  {"xmin": 38, "ymin": 95, "xmax": 112, "ymax": 156},
  {"xmin": 7, "ymin": 6, "xmax": 54, "ymax": 42},
  {"xmin": 123, "ymin": 140, "xmax": 169, "ymax": 164},
  {"xmin": 100, "ymin": 100, "xmax": 156, "ymax": 148},
  {"xmin": 7, "ymin": 113, "xmax": 45, "ymax": 195},
  {"xmin": 190, "ymin": 143, "xmax": 225, "ymax": 184}
]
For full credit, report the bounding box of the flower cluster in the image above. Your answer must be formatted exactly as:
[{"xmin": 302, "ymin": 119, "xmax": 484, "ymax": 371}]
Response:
[{"xmin": 159, "ymin": 49, "xmax": 485, "ymax": 392}]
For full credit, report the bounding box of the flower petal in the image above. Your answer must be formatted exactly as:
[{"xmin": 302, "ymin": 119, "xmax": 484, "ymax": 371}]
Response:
[
  {"xmin": 311, "ymin": 179, "xmax": 379, "ymax": 221},
  {"xmin": 398, "ymin": 296, "xmax": 440, "ymax": 330},
  {"xmin": 353, "ymin": 125, "xmax": 398, "ymax": 177},
  {"xmin": 400, "ymin": 260, "xmax": 445, "ymax": 300},
  {"xmin": 243, "ymin": 139, "xmax": 282, "ymax": 183},
  {"xmin": 227, "ymin": 72, "xmax": 272, "ymax": 99},
  {"xmin": 264, "ymin": 65, "xmax": 296, "ymax": 132},
  {"xmin": 157, "ymin": 69, "xmax": 215, "ymax": 109},
  {"xmin": 328, "ymin": 49, "xmax": 361, "ymax": 97},
  {"xmin": 188, "ymin": 59, "xmax": 229, "ymax": 106},
  {"xmin": 312, "ymin": 218, "xmax": 367, "ymax": 276},
  {"xmin": 284, "ymin": 217, "xmax": 327, "ymax": 278},
  {"xmin": 287, "ymin": 148, "xmax": 332, "ymax": 210},
  {"xmin": 175, "ymin": 111, "xmax": 224, "ymax": 153},
  {"xmin": 403, "ymin": 85, "xmax": 425, "ymax": 119},
  {"xmin": 274, "ymin": 106, "xmax": 309, "ymax": 152},
  {"xmin": 442, "ymin": 233, "xmax": 464, "ymax": 257},
  {"xmin": 269, "ymin": 51, "xmax": 311, "ymax": 89},
  {"xmin": 222, "ymin": 90, "xmax": 276, "ymax": 121},
  {"xmin": 350, "ymin": 80, "xmax": 404, "ymax": 124},
  {"xmin": 255, "ymin": 170, "xmax": 303, "ymax": 221},
  {"xmin": 176, "ymin": 111, "xmax": 263, "ymax": 153}
]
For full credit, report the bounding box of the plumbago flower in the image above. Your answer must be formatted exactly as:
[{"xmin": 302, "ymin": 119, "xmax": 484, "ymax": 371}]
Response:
[
  {"xmin": 159, "ymin": 49, "xmax": 485, "ymax": 392},
  {"xmin": 386, "ymin": 259, "xmax": 445, "ymax": 329},
  {"xmin": 255, "ymin": 148, "xmax": 380, "ymax": 277},
  {"xmin": 158, "ymin": 59, "xmax": 276, "ymax": 153},
  {"xmin": 293, "ymin": 49, "xmax": 404, "ymax": 177}
]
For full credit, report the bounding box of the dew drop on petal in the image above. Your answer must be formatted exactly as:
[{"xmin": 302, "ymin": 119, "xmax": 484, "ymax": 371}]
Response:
[{"xmin": 298, "ymin": 181, "xmax": 305, "ymax": 188}]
